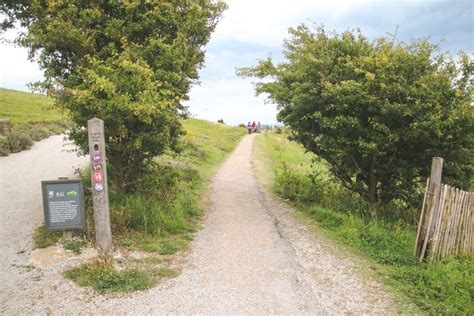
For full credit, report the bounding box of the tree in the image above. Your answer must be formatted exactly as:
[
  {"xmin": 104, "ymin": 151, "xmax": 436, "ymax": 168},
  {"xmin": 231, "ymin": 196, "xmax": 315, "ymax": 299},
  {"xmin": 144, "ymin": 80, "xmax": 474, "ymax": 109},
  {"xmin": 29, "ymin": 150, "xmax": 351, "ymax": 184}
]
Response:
[
  {"xmin": 1, "ymin": 1, "xmax": 226, "ymax": 191},
  {"xmin": 239, "ymin": 24, "xmax": 474, "ymax": 209}
]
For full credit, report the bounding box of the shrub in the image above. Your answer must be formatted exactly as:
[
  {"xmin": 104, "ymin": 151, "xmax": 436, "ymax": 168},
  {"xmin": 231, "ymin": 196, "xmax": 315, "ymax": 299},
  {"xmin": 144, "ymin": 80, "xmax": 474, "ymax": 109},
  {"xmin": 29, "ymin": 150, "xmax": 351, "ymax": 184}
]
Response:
[
  {"xmin": 28, "ymin": 126, "xmax": 52, "ymax": 141},
  {"xmin": 7, "ymin": 131, "xmax": 33, "ymax": 152},
  {"xmin": 0, "ymin": 135, "xmax": 10, "ymax": 156}
]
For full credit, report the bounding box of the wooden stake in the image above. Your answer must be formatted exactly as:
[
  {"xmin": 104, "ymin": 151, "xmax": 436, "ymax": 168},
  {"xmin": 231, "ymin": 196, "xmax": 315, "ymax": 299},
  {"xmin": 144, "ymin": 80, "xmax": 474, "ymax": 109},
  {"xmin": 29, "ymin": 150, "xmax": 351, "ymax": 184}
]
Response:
[
  {"xmin": 420, "ymin": 183, "xmax": 439, "ymax": 262},
  {"xmin": 414, "ymin": 178, "xmax": 430, "ymax": 257},
  {"xmin": 430, "ymin": 184, "xmax": 448, "ymax": 261}
]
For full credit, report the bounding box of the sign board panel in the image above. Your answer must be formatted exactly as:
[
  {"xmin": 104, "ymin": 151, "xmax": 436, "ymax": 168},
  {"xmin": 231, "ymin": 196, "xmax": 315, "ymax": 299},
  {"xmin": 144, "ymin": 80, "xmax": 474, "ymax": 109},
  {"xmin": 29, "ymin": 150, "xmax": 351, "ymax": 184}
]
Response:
[{"xmin": 41, "ymin": 180, "xmax": 85, "ymax": 230}]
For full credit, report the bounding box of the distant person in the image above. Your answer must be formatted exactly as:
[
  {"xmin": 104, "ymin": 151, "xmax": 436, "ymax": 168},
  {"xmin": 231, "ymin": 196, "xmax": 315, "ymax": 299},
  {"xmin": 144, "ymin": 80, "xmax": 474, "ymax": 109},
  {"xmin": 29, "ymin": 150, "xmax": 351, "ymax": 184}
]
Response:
[
  {"xmin": 247, "ymin": 121, "xmax": 252, "ymax": 134},
  {"xmin": 252, "ymin": 121, "xmax": 256, "ymax": 133},
  {"xmin": 257, "ymin": 121, "xmax": 261, "ymax": 133}
]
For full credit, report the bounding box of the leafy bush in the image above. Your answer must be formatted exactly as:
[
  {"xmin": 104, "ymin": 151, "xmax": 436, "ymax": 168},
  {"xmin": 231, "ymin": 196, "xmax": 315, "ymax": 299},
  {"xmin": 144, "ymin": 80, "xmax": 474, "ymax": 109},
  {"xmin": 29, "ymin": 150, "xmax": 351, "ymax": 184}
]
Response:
[
  {"xmin": 241, "ymin": 24, "xmax": 474, "ymax": 211},
  {"xmin": 274, "ymin": 164, "xmax": 322, "ymax": 203}
]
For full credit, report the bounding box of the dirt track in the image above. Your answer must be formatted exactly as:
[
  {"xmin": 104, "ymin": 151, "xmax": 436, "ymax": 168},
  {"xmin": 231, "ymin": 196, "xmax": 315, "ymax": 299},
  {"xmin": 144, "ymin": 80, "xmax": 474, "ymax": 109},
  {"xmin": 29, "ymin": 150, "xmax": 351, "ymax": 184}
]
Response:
[{"xmin": 0, "ymin": 134, "xmax": 398, "ymax": 314}]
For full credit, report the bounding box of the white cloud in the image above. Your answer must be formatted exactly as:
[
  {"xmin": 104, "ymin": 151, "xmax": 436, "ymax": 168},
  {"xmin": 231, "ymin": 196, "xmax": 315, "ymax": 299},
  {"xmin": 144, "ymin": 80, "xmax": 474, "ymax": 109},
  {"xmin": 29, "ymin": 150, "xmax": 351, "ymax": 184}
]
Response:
[
  {"xmin": 211, "ymin": 0, "xmax": 378, "ymax": 47},
  {"xmin": 186, "ymin": 78, "xmax": 277, "ymax": 125},
  {"xmin": 0, "ymin": 29, "xmax": 43, "ymax": 91}
]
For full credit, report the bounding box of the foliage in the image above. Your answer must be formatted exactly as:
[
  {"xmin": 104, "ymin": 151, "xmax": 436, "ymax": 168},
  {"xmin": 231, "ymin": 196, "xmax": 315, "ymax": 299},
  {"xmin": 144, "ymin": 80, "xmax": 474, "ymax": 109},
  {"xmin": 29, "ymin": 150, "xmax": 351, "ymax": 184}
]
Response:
[
  {"xmin": 240, "ymin": 24, "xmax": 474, "ymax": 209},
  {"xmin": 217, "ymin": 118, "xmax": 225, "ymax": 124},
  {"xmin": 255, "ymin": 131, "xmax": 474, "ymax": 314},
  {"xmin": 1, "ymin": 1, "xmax": 227, "ymax": 191}
]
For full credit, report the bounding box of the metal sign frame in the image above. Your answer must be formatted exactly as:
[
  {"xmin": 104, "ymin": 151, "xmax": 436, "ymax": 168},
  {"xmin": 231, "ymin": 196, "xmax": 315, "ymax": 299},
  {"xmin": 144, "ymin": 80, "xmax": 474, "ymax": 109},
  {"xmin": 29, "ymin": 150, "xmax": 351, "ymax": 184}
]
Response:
[{"xmin": 41, "ymin": 179, "xmax": 86, "ymax": 230}]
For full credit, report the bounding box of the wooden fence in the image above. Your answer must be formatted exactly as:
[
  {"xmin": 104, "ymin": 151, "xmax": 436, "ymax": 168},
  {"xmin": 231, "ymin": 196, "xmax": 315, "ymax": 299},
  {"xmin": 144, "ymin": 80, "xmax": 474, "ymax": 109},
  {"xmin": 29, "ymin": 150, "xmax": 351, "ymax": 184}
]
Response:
[{"xmin": 414, "ymin": 178, "xmax": 474, "ymax": 262}]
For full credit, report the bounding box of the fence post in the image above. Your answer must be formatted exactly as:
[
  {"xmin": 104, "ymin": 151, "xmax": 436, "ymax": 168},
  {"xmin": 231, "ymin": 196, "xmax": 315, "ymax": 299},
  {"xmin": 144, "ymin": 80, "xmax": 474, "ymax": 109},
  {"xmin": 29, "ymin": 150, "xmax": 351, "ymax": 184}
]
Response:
[
  {"xmin": 430, "ymin": 157, "xmax": 443, "ymax": 188},
  {"xmin": 417, "ymin": 157, "xmax": 444, "ymax": 261}
]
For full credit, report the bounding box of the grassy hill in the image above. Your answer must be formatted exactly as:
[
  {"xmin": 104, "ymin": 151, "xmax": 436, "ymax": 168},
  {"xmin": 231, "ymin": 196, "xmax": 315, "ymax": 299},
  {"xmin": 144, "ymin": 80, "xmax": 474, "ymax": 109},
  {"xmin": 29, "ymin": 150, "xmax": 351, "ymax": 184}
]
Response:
[
  {"xmin": 0, "ymin": 88, "xmax": 67, "ymax": 155},
  {"xmin": 0, "ymin": 87, "xmax": 61, "ymax": 125}
]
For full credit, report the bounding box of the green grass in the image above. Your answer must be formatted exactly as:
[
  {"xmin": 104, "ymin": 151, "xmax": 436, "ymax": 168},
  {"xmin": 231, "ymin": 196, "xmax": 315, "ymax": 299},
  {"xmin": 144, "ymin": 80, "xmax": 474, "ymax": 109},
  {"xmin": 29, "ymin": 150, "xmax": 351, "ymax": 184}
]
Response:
[
  {"xmin": 254, "ymin": 131, "xmax": 474, "ymax": 314},
  {"xmin": 32, "ymin": 226, "xmax": 62, "ymax": 249},
  {"xmin": 0, "ymin": 88, "xmax": 68, "ymax": 156},
  {"xmin": 64, "ymin": 261, "xmax": 155, "ymax": 294},
  {"xmin": 0, "ymin": 87, "xmax": 61, "ymax": 125},
  {"xmin": 61, "ymin": 239, "xmax": 86, "ymax": 254}
]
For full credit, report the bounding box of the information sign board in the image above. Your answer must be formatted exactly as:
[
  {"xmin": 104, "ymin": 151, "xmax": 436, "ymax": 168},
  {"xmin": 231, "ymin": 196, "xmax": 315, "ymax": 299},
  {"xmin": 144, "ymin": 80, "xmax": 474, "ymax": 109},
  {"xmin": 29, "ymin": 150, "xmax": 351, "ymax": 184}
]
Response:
[{"xmin": 41, "ymin": 180, "xmax": 85, "ymax": 230}]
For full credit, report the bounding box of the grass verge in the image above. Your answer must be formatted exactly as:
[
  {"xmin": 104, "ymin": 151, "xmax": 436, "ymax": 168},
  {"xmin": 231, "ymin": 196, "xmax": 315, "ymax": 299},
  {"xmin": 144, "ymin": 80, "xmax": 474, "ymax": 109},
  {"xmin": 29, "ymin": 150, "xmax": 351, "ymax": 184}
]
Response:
[{"xmin": 254, "ymin": 131, "xmax": 473, "ymax": 314}]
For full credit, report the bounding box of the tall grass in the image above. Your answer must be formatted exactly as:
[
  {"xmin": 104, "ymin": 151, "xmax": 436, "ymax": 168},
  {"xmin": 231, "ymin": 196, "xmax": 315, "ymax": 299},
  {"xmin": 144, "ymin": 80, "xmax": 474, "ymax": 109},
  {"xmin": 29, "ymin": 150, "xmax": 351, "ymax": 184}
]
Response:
[{"xmin": 254, "ymin": 131, "xmax": 473, "ymax": 314}]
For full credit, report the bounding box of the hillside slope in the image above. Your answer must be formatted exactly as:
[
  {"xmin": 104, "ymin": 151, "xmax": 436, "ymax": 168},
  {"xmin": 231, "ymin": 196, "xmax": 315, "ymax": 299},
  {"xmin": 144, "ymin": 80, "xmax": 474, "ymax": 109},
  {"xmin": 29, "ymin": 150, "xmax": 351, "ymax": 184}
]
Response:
[{"xmin": 0, "ymin": 88, "xmax": 61, "ymax": 125}]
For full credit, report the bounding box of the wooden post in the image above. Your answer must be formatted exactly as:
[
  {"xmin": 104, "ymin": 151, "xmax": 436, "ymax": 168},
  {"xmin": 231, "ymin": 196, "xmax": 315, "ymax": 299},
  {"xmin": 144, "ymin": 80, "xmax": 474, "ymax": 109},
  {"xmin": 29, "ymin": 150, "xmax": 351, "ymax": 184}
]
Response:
[
  {"xmin": 63, "ymin": 230, "xmax": 73, "ymax": 239},
  {"xmin": 430, "ymin": 157, "xmax": 443, "ymax": 188},
  {"xmin": 428, "ymin": 157, "xmax": 444, "ymax": 244},
  {"xmin": 87, "ymin": 118, "xmax": 113, "ymax": 262}
]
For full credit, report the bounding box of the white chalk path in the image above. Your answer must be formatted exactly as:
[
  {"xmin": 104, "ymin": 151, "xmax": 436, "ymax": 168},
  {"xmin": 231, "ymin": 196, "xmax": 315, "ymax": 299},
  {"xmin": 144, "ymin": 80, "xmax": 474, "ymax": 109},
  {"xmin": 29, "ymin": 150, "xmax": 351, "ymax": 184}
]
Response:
[{"xmin": 0, "ymin": 135, "xmax": 87, "ymax": 308}]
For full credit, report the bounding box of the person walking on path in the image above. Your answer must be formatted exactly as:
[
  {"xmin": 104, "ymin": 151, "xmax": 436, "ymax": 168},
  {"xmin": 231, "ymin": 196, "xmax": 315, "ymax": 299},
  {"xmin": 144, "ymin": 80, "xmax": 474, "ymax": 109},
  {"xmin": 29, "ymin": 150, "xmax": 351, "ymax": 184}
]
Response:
[
  {"xmin": 252, "ymin": 121, "xmax": 256, "ymax": 133},
  {"xmin": 247, "ymin": 121, "xmax": 252, "ymax": 134}
]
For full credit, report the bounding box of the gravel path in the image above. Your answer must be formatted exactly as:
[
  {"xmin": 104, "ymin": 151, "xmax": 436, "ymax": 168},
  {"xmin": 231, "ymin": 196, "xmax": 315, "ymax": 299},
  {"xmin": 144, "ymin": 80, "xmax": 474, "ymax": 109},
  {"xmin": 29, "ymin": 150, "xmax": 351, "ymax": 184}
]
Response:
[
  {"xmin": 1, "ymin": 134, "xmax": 398, "ymax": 314},
  {"xmin": 0, "ymin": 135, "xmax": 87, "ymax": 310}
]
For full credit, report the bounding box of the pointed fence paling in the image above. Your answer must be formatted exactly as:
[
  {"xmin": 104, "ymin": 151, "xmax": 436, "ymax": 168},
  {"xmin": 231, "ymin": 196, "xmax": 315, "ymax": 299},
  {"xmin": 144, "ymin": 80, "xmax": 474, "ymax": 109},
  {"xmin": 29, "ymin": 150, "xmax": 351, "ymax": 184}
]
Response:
[{"xmin": 414, "ymin": 178, "xmax": 473, "ymax": 262}]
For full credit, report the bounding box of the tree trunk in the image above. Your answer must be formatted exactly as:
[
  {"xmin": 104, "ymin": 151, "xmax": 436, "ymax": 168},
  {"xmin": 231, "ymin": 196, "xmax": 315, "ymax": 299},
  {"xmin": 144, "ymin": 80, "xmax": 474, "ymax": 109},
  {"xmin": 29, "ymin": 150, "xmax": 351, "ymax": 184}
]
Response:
[{"xmin": 367, "ymin": 158, "xmax": 379, "ymax": 208}]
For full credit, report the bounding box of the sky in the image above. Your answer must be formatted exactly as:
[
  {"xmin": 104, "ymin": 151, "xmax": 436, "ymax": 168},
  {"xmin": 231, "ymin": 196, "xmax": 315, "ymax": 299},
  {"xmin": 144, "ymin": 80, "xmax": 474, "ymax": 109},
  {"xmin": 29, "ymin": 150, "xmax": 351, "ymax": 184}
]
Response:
[{"xmin": 0, "ymin": 0, "xmax": 472, "ymax": 125}]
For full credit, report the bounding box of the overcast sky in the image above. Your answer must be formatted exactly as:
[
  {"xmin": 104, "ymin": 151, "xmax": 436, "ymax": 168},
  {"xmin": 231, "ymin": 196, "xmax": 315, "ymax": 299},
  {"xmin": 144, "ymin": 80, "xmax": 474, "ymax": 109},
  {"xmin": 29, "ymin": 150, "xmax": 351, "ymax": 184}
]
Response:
[{"xmin": 1, "ymin": 0, "xmax": 472, "ymax": 125}]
